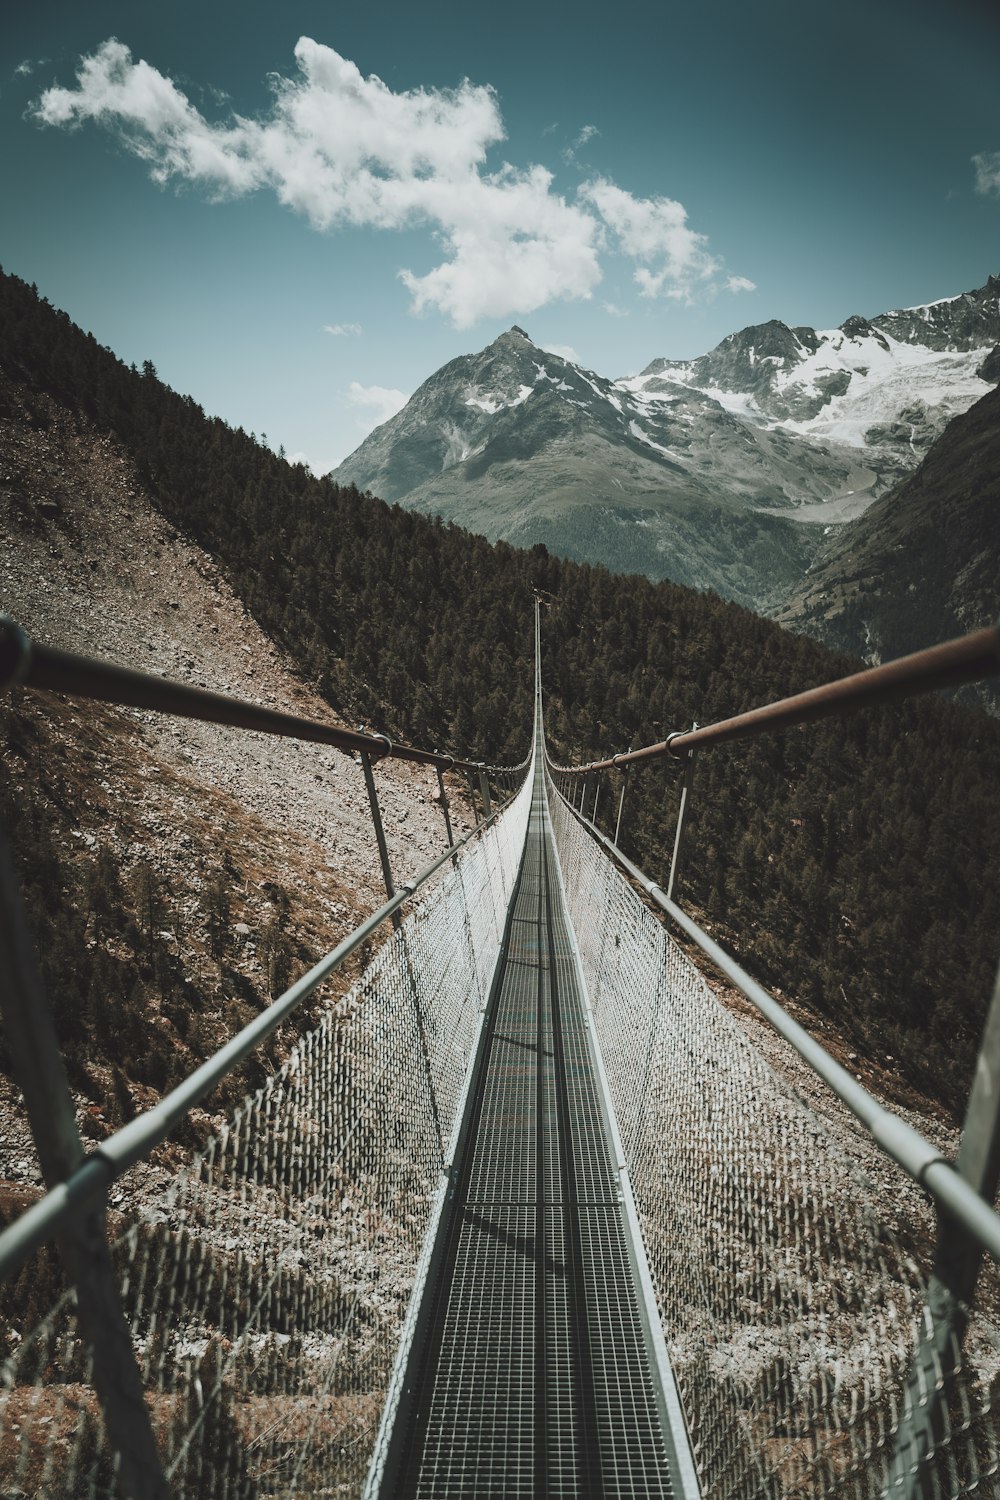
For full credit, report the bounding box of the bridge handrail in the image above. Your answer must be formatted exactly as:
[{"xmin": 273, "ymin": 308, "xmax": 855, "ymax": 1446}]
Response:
[
  {"xmin": 0, "ymin": 779, "xmax": 520, "ymax": 1284},
  {"xmin": 0, "ymin": 616, "xmax": 529, "ymax": 776},
  {"xmin": 551, "ymin": 623, "xmax": 1000, "ymax": 774}
]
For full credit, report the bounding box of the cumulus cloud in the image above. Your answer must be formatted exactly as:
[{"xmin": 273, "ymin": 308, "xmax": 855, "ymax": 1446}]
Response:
[
  {"xmin": 972, "ymin": 151, "xmax": 1000, "ymax": 196},
  {"xmin": 726, "ymin": 275, "xmax": 756, "ymax": 294},
  {"xmin": 32, "ymin": 38, "xmax": 745, "ymax": 325},
  {"xmin": 347, "ymin": 380, "xmax": 409, "ymax": 428},
  {"xmin": 581, "ymin": 178, "xmax": 722, "ymax": 301},
  {"xmin": 540, "ymin": 342, "xmax": 580, "ymax": 363},
  {"xmin": 324, "ymin": 321, "xmax": 362, "ymax": 336}
]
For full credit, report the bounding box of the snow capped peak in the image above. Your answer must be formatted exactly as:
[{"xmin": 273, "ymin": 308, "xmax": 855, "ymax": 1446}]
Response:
[{"xmin": 617, "ymin": 276, "xmax": 999, "ymax": 471}]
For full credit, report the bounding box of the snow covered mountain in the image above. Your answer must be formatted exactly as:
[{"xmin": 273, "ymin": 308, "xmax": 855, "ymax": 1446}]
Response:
[
  {"xmin": 331, "ymin": 277, "xmax": 999, "ymax": 609},
  {"xmin": 624, "ymin": 275, "xmax": 999, "ymax": 520}
]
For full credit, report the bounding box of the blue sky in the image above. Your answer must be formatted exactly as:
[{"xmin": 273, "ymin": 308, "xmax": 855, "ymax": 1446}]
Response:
[{"xmin": 2, "ymin": 0, "xmax": 998, "ymax": 471}]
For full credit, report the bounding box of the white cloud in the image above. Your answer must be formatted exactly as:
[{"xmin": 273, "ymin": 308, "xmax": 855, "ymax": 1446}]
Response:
[
  {"xmin": 32, "ymin": 38, "xmax": 743, "ymax": 326},
  {"xmin": 581, "ymin": 178, "xmax": 722, "ymax": 301},
  {"xmin": 33, "ymin": 38, "xmax": 602, "ymax": 328},
  {"xmin": 563, "ymin": 123, "xmax": 599, "ymax": 164},
  {"xmin": 972, "ymin": 151, "xmax": 1000, "ymax": 196},
  {"xmin": 398, "ymin": 164, "xmax": 600, "ymax": 326},
  {"xmin": 602, "ymin": 301, "xmax": 628, "ymax": 317},
  {"xmin": 15, "ymin": 59, "xmax": 38, "ymax": 78},
  {"xmin": 324, "ymin": 321, "xmax": 362, "ymax": 336},
  {"xmin": 726, "ymin": 275, "xmax": 756, "ymax": 294},
  {"xmin": 540, "ymin": 342, "xmax": 580, "ymax": 363},
  {"xmin": 346, "ymin": 380, "xmax": 409, "ymax": 429}
]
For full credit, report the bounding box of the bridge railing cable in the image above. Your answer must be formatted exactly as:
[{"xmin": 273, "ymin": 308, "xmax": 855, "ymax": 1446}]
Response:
[
  {"xmin": 551, "ymin": 623, "xmax": 1000, "ymax": 776},
  {"xmin": 0, "ymin": 616, "xmax": 525, "ymax": 777},
  {"xmin": 0, "ymin": 614, "xmax": 533, "ymax": 1497},
  {"xmin": 545, "ymin": 621, "xmax": 1000, "ymax": 1500}
]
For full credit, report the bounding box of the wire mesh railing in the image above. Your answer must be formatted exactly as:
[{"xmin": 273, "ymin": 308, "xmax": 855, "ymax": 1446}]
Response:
[
  {"xmin": 547, "ymin": 779, "xmax": 1000, "ymax": 1498},
  {"xmin": 0, "ymin": 769, "xmax": 533, "ymax": 1497}
]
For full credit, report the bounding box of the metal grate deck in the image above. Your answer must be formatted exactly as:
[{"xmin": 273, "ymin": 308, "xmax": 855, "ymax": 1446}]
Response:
[{"xmin": 377, "ymin": 762, "xmax": 686, "ymax": 1497}]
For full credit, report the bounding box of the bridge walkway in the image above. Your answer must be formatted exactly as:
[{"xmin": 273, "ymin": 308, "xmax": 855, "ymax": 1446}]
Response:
[{"xmin": 375, "ymin": 730, "xmax": 693, "ymax": 1496}]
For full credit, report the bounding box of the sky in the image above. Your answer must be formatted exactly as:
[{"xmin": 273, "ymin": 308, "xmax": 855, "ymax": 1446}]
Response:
[{"xmin": 2, "ymin": 0, "xmax": 998, "ymax": 472}]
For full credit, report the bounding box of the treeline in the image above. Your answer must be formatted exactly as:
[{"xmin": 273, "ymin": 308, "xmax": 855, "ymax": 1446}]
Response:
[{"xmin": 2, "ymin": 267, "xmax": 1000, "ymax": 1116}]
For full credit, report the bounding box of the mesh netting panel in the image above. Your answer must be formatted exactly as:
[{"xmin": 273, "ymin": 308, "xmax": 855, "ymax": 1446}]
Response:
[
  {"xmin": 0, "ymin": 775, "xmax": 532, "ymax": 1498},
  {"xmin": 548, "ymin": 785, "xmax": 1000, "ymax": 1500}
]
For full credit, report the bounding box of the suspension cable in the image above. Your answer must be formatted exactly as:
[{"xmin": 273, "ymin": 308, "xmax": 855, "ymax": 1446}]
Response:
[
  {"xmin": 552, "ymin": 623, "xmax": 1000, "ymax": 775},
  {"xmin": 0, "ymin": 616, "xmax": 526, "ymax": 777}
]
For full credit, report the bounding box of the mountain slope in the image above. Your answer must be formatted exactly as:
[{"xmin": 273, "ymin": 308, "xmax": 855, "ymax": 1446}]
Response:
[
  {"xmin": 776, "ymin": 382, "xmax": 1000, "ymax": 703},
  {"xmin": 332, "ymin": 280, "xmax": 998, "ymax": 607},
  {"xmin": 0, "ymin": 361, "xmax": 471, "ymax": 1180}
]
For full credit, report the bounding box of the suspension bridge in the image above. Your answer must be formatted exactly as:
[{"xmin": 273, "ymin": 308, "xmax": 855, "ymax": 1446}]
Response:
[{"xmin": 1, "ymin": 608, "xmax": 999, "ymax": 1498}]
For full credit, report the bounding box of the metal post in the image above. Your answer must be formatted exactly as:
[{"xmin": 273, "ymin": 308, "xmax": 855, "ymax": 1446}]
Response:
[
  {"xmin": 361, "ymin": 752, "xmax": 398, "ymax": 928},
  {"xmin": 0, "ymin": 837, "xmax": 169, "ymax": 1498},
  {"xmin": 666, "ymin": 742, "xmax": 697, "ymax": 903},
  {"xmin": 436, "ymin": 766, "xmax": 455, "ymax": 848},
  {"xmin": 478, "ymin": 765, "xmax": 493, "ymax": 819},
  {"xmin": 465, "ymin": 770, "xmax": 479, "ymax": 825},
  {"xmin": 888, "ymin": 955, "xmax": 1000, "ymax": 1496},
  {"xmin": 614, "ymin": 760, "xmax": 630, "ymax": 847},
  {"xmin": 591, "ymin": 775, "xmax": 601, "ymax": 825}
]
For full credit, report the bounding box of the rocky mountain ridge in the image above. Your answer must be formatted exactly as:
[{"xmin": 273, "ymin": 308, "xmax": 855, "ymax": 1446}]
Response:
[
  {"xmin": 332, "ymin": 277, "xmax": 998, "ymax": 610},
  {"xmin": 629, "ymin": 276, "xmax": 999, "ymax": 476}
]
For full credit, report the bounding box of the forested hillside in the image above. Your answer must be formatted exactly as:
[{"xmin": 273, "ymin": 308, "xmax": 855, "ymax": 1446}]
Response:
[{"xmin": 3, "ymin": 267, "xmax": 999, "ymax": 1117}]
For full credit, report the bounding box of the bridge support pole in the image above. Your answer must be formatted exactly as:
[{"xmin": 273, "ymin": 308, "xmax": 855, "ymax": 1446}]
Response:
[
  {"xmin": 362, "ymin": 751, "xmax": 400, "ymax": 930},
  {"xmin": 666, "ymin": 744, "xmax": 697, "ymax": 903},
  {"xmin": 436, "ymin": 766, "xmax": 455, "ymax": 850},
  {"xmin": 614, "ymin": 763, "xmax": 629, "ymax": 847},
  {"xmin": 887, "ymin": 954, "xmax": 1000, "ymax": 1496},
  {"xmin": 478, "ymin": 765, "xmax": 493, "ymax": 819},
  {"xmin": 0, "ymin": 837, "xmax": 169, "ymax": 1500},
  {"xmin": 465, "ymin": 769, "xmax": 479, "ymax": 824},
  {"xmin": 591, "ymin": 774, "xmax": 601, "ymax": 825}
]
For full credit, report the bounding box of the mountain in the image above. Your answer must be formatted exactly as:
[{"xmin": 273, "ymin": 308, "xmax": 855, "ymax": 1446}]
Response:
[
  {"xmin": 331, "ymin": 279, "xmax": 999, "ymax": 609},
  {"xmin": 776, "ymin": 381, "xmax": 1000, "ymax": 707},
  {"xmin": 626, "ymin": 276, "xmax": 1000, "ymax": 501},
  {"xmin": 330, "ymin": 328, "xmax": 846, "ymax": 611}
]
